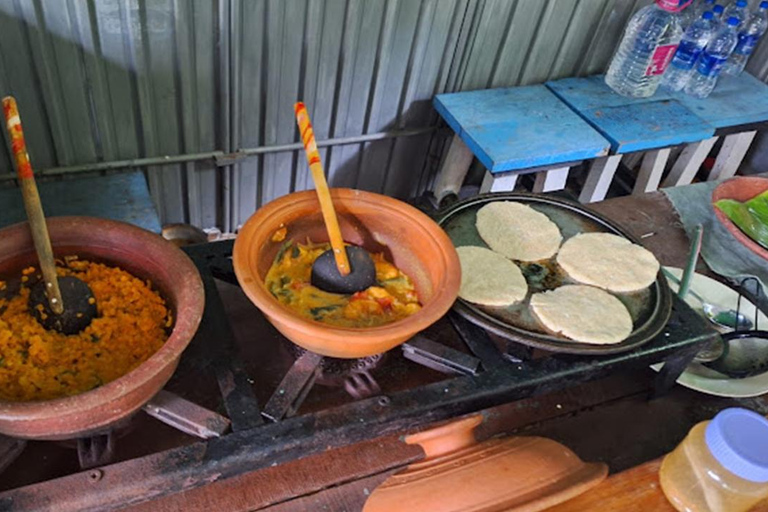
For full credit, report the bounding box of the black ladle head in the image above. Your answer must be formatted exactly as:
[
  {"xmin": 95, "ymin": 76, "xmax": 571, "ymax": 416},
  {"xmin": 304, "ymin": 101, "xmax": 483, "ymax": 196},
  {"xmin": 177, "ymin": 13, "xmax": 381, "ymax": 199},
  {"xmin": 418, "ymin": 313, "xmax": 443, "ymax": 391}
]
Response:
[
  {"xmin": 311, "ymin": 245, "xmax": 376, "ymax": 295},
  {"xmin": 703, "ymin": 330, "xmax": 768, "ymax": 379},
  {"xmin": 28, "ymin": 276, "xmax": 97, "ymax": 335}
]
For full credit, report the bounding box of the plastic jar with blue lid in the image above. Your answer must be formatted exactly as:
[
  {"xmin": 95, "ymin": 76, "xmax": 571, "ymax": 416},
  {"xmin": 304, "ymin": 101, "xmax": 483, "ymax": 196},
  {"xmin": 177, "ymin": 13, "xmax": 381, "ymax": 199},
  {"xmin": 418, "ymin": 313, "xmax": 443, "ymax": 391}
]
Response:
[{"xmin": 660, "ymin": 408, "xmax": 768, "ymax": 511}]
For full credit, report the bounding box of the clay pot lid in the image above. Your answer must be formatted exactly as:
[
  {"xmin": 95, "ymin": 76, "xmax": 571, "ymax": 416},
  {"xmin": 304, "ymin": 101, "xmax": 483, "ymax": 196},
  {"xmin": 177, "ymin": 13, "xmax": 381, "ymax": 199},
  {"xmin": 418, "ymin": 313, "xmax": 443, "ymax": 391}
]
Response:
[
  {"xmin": 712, "ymin": 176, "xmax": 768, "ymax": 261},
  {"xmin": 364, "ymin": 415, "xmax": 608, "ymax": 512}
]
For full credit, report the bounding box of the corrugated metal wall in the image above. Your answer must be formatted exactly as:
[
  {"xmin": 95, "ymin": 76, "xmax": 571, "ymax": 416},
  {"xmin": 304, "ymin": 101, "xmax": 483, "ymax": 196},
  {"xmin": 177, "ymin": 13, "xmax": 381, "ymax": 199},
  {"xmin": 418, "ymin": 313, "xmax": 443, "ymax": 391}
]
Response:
[{"xmin": 1, "ymin": 0, "xmax": 766, "ymax": 232}]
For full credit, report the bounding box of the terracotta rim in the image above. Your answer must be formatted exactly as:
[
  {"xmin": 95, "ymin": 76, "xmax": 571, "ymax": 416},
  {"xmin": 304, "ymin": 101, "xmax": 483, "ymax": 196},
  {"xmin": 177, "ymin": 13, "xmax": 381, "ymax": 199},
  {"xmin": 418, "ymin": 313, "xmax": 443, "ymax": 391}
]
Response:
[
  {"xmin": 712, "ymin": 176, "xmax": 768, "ymax": 261},
  {"xmin": 233, "ymin": 189, "xmax": 461, "ymax": 356},
  {"xmin": 0, "ymin": 217, "xmax": 205, "ymax": 423}
]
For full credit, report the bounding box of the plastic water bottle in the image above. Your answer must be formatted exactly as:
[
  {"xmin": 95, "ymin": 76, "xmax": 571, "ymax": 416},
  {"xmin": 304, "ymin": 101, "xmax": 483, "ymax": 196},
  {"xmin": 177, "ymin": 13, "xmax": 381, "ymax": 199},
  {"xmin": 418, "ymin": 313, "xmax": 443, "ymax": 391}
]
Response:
[
  {"xmin": 605, "ymin": 0, "xmax": 685, "ymax": 97},
  {"xmin": 680, "ymin": 4, "xmax": 698, "ymax": 28},
  {"xmin": 663, "ymin": 11, "xmax": 717, "ymax": 91},
  {"xmin": 723, "ymin": 0, "xmax": 749, "ymax": 27},
  {"xmin": 723, "ymin": 1, "xmax": 768, "ymax": 75},
  {"xmin": 713, "ymin": 4, "xmax": 726, "ymax": 20},
  {"xmin": 685, "ymin": 16, "xmax": 740, "ymax": 98},
  {"xmin": 694, "ymin": 0, "xmax": 716, "ymax": 17}
]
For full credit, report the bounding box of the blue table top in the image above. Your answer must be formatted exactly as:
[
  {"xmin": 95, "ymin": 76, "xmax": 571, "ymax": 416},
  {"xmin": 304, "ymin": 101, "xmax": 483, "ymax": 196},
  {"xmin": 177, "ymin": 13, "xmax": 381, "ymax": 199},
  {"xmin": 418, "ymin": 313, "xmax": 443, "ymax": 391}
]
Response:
[
  {"xmin": 433, "ymin": 85, "xmax": 610, "ymax": 172},
  {"xmin": 669, "ymin": 72, "xmax": 768, "ymax": 130},
  {"xmin": 0, "ymin": 171, "xmax": 162, "ymax": 233},
  {"xmin": 546, "ymin": 76, "xmax": 715, "ymax": 154}
]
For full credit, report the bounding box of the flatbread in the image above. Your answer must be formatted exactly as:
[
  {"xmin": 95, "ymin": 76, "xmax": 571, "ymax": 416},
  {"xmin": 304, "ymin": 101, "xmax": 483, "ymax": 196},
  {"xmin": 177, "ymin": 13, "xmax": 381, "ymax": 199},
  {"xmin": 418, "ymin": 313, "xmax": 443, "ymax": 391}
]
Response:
[
  {"xmin": 530, "ymin": 285, "xmax": 633, "ymax": 344},
  {"xmin": 556, "ymin": 232, "xmax": 660, "ymax": 293},
  {"xmin": 475, "ymin": 202, "xmax": 562, "ymax": 262},
  {"xmin": 456, "ymin": 246, "xmax": 528, "ymax": 306}
]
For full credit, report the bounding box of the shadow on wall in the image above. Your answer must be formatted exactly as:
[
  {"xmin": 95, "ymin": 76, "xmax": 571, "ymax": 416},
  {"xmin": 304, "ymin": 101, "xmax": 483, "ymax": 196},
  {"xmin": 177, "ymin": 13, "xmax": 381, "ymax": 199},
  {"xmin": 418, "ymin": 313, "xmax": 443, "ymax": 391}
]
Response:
[{"xmin": 0, "ymin": 0, "xmax": 222, "ymax": 228}]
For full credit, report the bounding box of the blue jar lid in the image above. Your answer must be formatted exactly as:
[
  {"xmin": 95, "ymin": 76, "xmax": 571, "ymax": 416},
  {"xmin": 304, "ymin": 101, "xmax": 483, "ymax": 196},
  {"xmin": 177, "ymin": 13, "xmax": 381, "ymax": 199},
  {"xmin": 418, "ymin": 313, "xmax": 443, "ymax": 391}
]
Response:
[
  {"xmin": 703, "ymin": 11, "xmax": 714, "ymax": 19},
  {"xmin": 727, "ymin": 15, "xmax": 740, "ymax": 26},
  {"xmin": 714, "ymin": 5, "xmax": 725, "ymax": 14},
  {"xmin": 761, "ymin": 1, "xmax": 768, "ymax": 9},
  {"xmin": 705, "ymin": 408, "xmax": 768, "ymax": 483}
]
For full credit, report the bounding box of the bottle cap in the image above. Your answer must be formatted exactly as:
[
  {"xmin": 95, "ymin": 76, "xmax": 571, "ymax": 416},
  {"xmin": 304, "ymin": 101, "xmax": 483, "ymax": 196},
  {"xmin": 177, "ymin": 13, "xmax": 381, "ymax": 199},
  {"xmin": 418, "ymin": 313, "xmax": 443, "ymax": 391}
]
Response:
[
  {"xmin": 761, "ymin": 1, "xmax": 768, "ymax": 9},
  {"xmin": 705, "ymin": 408, "xmax": 768, "ymax": 483},
  {"xmin": 727, "ymin": 15, "xmax": 740, "ymax": 26},
  {"xmin": 736, "ymin": 0, "xmax": 747, "ymax": 6},
  {"xmin": 714, "ymin": 5, "xmax": 725, "ymax": 14},
  {"xmin": 702, "ymin": 10, "xmax": 714, "ymax": 19}
]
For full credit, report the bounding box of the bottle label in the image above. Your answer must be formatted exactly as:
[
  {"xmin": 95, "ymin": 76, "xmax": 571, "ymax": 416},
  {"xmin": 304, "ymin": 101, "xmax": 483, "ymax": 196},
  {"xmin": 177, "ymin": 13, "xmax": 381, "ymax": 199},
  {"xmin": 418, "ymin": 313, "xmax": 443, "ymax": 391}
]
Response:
[
  {"xmin": 734, "ymin": 33, "xmax": 759, "ymax": 55},
  {"xmin": 646, "ymin": 44, "xmax": 679, "ymax": 76},
  {"xmin": 697, "ymin": 51, "xmax": 729, "ymax": 76},
  {"xmin": 672, "ymin": 39, "xmax": 705, "ymax": 69}
]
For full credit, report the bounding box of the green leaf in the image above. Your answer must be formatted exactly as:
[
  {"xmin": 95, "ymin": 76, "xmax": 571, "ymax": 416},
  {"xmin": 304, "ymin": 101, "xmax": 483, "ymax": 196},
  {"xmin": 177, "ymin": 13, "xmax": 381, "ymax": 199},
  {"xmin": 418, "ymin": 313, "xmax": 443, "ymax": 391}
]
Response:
[{"xmin": 715, "ymin": 196, "xmax": 768, "ymax": 249}]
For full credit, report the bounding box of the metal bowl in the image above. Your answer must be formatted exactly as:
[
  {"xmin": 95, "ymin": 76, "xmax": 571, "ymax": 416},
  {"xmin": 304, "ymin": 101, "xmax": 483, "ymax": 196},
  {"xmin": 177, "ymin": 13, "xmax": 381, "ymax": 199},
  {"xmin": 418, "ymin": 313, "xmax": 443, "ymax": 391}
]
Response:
[{"xmin": 0, "ymin": 217, "xmax": 205, "ymax": 440}]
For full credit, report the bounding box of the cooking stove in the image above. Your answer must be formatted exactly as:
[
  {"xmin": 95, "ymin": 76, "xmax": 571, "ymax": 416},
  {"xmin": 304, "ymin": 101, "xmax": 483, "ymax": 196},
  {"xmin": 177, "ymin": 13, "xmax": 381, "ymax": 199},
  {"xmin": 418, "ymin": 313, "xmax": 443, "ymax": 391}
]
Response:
[{"xmin": 0, "ymin": 239, "xmax": 719, "ymax": 511}]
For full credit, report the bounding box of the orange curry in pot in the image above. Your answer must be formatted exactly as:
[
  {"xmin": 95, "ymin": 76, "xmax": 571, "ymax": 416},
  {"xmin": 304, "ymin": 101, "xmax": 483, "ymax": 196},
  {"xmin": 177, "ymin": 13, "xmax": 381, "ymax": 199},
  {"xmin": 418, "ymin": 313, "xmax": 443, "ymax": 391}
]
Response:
[{"xmin": 265, "ymin": 240, "xmax": 421, "ymax": 327}]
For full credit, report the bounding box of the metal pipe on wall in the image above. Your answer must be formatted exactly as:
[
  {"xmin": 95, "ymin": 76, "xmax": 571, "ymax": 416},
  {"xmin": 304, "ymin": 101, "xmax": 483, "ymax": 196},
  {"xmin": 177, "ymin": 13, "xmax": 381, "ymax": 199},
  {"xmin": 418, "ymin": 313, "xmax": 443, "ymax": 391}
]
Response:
[{"xmin": 0, "ymin": 127, "xmax": 437, "ymax": 182}]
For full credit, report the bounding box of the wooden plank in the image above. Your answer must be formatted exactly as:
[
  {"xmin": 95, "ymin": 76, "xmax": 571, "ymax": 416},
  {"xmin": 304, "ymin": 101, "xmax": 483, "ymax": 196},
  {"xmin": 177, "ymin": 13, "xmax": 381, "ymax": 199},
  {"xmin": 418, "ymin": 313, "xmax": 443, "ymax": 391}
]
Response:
[
  {"xmin": 579, "ymin": 154, "xmax": 622, "ymax": 203},
  {"xmin": 662, "ymin": 136, "xmax": 719, "ymax": 188},
  {"xmin": 633, "ymin": 148, "xmax": 670, "ymax": 195},
  {"xmin": 433, "ymin": 85, "xmax": 610, "ymax": 172},
  {"xmin": 533, "ymin": 167, "xmax": 570, "ymax": 193},
  {"xmin": 480, "ymin": 169, "xmax": 518, "ymax": 193},
  {"xmin": 547, "ymin": 74, "xmax": 676, "ymax": 112},
  {"xmin": 708, "ymin": 130, "xmax": 757, "ymax": 181},
  {"xmin": 671, "ymin": 72, "xmax": 768, "ymax": 129},
  {"xmin": 581, "ymin": 100, "xmax": 714, "ymax": 154}
]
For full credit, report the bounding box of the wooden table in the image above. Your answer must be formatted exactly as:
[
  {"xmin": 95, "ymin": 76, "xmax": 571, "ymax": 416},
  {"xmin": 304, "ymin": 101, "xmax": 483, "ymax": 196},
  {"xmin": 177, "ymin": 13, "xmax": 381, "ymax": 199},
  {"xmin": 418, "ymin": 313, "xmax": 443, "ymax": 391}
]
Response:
[
  {"xmin": 431, "ymin": 85, "xmax": 610, "ymax": 201},
  {"xmin": 547, "ymin": 75, "xmax": 716, "ymax": 201},
  {"xmin": 118, "ymin": 188, "xmax": 768, "ymax": 512}
]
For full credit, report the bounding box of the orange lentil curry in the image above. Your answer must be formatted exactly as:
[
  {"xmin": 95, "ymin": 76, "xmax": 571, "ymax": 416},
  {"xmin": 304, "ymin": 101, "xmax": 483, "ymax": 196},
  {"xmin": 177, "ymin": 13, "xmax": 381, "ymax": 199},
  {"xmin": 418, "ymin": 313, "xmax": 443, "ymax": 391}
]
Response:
[
  {"xmin": 265, "ymin": 240, "xmax": 421, "ymax": 327},
  {"xmin": 0, "ymin": 258, "xmax": 171, "ymax": 402}
]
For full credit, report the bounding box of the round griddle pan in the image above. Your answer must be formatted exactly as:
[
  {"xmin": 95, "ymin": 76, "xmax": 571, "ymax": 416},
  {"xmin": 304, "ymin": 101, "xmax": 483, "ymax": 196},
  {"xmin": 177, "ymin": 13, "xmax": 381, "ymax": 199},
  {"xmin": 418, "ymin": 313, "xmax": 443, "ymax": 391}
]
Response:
[{"xmin": 437, "ymin": 192, "xmax": 673, "ymax": 355}]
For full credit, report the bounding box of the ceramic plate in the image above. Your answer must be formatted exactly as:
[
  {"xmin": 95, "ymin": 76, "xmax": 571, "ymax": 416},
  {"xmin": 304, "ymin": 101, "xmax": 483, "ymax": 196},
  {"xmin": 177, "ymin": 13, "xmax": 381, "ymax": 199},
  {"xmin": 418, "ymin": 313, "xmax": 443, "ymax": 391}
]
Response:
[{"xmin": 651, "ymin": 267, "xmax": 768, "ymax": 398}]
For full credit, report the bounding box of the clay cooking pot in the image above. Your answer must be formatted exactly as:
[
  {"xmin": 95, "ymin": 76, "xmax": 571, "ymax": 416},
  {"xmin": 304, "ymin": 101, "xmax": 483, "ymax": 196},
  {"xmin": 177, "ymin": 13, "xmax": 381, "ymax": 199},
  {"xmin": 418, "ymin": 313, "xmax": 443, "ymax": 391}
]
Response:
[
  {"xmin": 0, "ymin": 217, "xmax": 204, "ymax": 440},
  {"xmin": 233, "ymin": 188, "xmax": 461, "ymax": 359}
]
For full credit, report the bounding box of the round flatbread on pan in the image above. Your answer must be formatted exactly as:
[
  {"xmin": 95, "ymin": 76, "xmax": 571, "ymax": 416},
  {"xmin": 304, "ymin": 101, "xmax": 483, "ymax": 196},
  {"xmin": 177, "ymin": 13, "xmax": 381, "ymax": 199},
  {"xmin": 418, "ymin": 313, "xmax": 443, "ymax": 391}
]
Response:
[
  {"xmin": 475, "ymin": 202, "xmax": 562, "ymax": 262},
  {"xmin": 456, "ymin": 246, "xmax": 528, "ymax": 306},
  {"xmin": 530, "ymin": 285, "xmax": 633, "ymax": 344},
  {"xmin": 556, "ymin": 232, "xmax": 659, "ymax": 293}
]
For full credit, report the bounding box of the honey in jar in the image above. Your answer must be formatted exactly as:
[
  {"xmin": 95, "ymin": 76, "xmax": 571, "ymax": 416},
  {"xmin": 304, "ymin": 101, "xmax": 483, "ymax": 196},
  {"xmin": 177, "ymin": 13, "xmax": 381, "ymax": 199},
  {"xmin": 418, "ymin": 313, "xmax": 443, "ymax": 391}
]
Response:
[{"xmin": 660, "ymin": 408, "xmax": 768, "ymax": 512}]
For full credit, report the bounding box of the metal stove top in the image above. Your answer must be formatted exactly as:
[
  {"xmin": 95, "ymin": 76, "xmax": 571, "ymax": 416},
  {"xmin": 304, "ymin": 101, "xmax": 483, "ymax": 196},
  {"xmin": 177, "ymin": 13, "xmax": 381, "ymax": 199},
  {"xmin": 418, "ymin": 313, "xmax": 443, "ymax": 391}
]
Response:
[{"xmin": 0, "ymin": 239, "xmax": 718, "ymax": 511}]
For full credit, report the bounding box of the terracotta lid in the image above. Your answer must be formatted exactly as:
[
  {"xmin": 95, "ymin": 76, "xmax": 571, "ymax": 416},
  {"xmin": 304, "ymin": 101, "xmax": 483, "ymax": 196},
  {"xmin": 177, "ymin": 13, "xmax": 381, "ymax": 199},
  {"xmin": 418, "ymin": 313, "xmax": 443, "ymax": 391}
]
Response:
[{"xmin": 364, "ymin": 415, "xmax": 608, "ymax": 512}]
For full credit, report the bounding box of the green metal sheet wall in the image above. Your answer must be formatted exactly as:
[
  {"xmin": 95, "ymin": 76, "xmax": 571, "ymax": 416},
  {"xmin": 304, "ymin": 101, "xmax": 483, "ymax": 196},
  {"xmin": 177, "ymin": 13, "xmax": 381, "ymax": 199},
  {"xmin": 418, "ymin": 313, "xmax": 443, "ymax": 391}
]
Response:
[{"xmin": 0, "ymin": 0, "xmax": 764, "ymax": 231}]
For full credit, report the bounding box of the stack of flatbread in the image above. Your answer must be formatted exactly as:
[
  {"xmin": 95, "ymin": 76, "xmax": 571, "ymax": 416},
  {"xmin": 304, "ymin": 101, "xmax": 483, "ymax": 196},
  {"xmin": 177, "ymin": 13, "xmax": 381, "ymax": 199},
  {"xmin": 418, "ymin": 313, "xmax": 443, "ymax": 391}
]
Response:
[{"xmin": 456, "ymin": 201, "xmax": 660, "ymax": 345}]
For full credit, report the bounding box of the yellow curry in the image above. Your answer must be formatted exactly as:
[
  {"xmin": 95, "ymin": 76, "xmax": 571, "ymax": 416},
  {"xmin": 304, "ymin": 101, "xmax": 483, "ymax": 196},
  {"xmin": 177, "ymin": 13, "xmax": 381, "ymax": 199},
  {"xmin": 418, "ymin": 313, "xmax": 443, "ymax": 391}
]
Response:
[
  {"xmin": 0, "ymin": 258, "xmax": 170, "ymax": 402},
  {"xmin": 265, "ymin": 241, "xmax": 421, "ymax": 327}
]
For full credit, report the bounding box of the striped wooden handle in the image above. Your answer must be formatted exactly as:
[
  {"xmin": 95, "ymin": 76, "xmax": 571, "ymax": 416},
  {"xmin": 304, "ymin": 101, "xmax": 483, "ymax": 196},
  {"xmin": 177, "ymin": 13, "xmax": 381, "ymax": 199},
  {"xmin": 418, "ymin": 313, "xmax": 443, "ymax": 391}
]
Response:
[
  {"xmin": 295, "ymin": 102, "xmax": 351, "ymax": 276},
  {"xmin": 2, "ymin": 96, "xmax": 64, "ymax": 314},
  {"xmin": 3, "ymin": 96, "xmax": 33, "ymax": 180}
]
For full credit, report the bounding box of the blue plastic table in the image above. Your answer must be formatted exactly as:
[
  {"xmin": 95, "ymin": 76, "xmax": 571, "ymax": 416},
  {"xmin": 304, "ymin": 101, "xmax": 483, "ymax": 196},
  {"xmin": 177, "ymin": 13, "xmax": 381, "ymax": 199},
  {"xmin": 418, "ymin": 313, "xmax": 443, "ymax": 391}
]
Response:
[
  {"xmin": 431, "ymin": 85, "xmax": 611, "ymax": 202},
  {"xmin": 0, "ymin": 171, "xmax": 162, "ymax": 232},
  {"xmin": 546, "ymin": 75, "xmax": 716, "ymax": 201}
]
